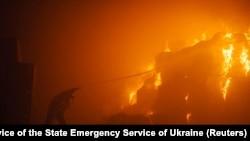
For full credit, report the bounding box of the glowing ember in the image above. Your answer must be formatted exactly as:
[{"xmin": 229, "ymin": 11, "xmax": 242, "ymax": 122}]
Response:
[
  {"xmin": 240, "ymin": 48, "xmax": 250, "ymax": 76},
  {"xmin": 129, "ymin": 91, "xmax": 137, "ymax": 105},
  {"xmin": 185, "ymin": 93, "xmax": 189, "ymax": 103},
  {"xmin": 186, "ymin": 113, "xmax": 192, "ymax": 124},
  {"xmin": 146, "ymin": 110, "xmax": 154, "ymax": 116}
]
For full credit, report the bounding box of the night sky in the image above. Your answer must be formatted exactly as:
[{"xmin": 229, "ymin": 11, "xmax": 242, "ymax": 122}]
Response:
[{"xmin": 1, "ymin": 0, "xmax": 250, "ymax": 124}]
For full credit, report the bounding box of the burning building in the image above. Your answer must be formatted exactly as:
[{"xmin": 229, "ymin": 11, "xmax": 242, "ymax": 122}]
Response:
[
  {"xmin": 154, "ymin": 32, "xmax": 250, "ymax": 124},
  {"xmin": 108, "ymin": 31, "xmax": 250, "ymax": 125}
]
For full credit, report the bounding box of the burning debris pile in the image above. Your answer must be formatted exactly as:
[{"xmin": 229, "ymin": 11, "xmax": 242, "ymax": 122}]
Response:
[
  {"xmin": 152, "ymin": 32, "xmax": 250, "ymax": 124},
  {"xmin": 106, "ymin": 31, "xmax": 250, "ymax": 124}
]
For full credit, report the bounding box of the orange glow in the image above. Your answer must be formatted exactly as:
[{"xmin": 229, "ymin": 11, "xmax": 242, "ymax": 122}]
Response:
[
  {"xmin": 185, "ymin": 93, "xmax": 189, "ymax": 103},
  {"xmin": 164, "ymin": 47, "xmax": 171, "ymax": 53},
  {"xmin": 192, "ymin": 38, "xmax": 199, "ymax": 46},
  {"xmin": 240, "ymin": 48, "xmax": 250, "ymax": 76},
  {"xmin": 222, "ymin": 43, "xmax": 234, "ymax": 74},
  {"xmin": 189, "ymin": 33, "xmax": 207, "ymax": 46},
  {"xmin": 244, "ymin": 32, "xmax": 250, "ymax": 41},
  {"xmin": 124, "ymin": 30, "xmax": 250, "ymax": 123},
  {"xmin": 201, "ymin": 32, "xmax": 207, "ymax": 41},
  {"xmin": 221, "ymin": 43, "xmax": 234, "ymax": 99},
  {"xmin": 224, "ymin": 33, "xmax": 233, "ymax": 39},
  {"xmin": 126, "ymin": 63, "xmax": 160, "ymax": 106},
  {"xmin": 154, "ymin": 72, "xmax": 162, "ymax": 89},
  {"xmin": 222, "ymin": 44, "xmax": 234, "ymax": 67},
  {"xmin": 221, "ymin": 77, "xmax": 231, "ymax": 100},
  {"xmin": 129, "ymin": 91, "xmax": 137, "ymax": 105},
  {"xmin": 186, "ymin": 113, "xmax": 192, "ymax": 124},
  {"xmin": 15, "ymin": 0, "xmax": 250, "ymax": 125},
  {"xmin": 146, "ymin": 110, "xmax": 154, "ymax": 116},
  {"xmin": 146, "ymin": 63, "xmax": 155, "ymax": 71},
  {"xmin": 164, "ymin": 41, "xmax": 171, "ymax": 52}
]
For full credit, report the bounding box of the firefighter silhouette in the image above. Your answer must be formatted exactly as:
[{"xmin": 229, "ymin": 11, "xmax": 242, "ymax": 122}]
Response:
[{"xmin": 45, "ymin": 87, "xmax": 79, "ymax": 124}]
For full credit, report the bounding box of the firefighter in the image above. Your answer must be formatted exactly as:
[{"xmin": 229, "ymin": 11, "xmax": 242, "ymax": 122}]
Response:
[{"xmin": 45, "ymin": 87, "xmax": 79, "ymax": 124}]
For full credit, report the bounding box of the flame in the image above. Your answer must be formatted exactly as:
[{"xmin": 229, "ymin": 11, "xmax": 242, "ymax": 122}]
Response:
[
  {"xmin": 240, "ymin": 48, "xmax": 250, "ymax": 76},
  {"xmin": 244, "ymin": 32, "xmax": 250, "ymax": 42},
  {"xmin": 222, "ymin": 44, "xmax": 234, "ymax": 74},
  {"xmin": 222, "ymin": 43, "xmax": 234, "ymax": 64},
  {"xmin": 224, "ymin": 33, "xmax": 233, "ymax": 39},
  {"xmin": 189, "ymin": 33, "xmax": 207, "ymax": 46},
  {"xmin": 219, "ymin": 32, "xmax": 250, "ymax": 99},
  {"xmin": 129, "ymin": 91, "xmax": 137, "ymax": 105},
  {"xmin": 221, "ymin": 42, "xmax": 234, "ymax": 100},
  {"xmin": 125, "ymin": 63, "xmax": 157, "ymax": 107},
  {"xmin": 124, "ymin": 30, "xmax": 250, "ymax": 119},
  {"xmin": 154, "ymin": 72, "xmax": 162, "ymax": 88},
  {"xmin": 126, "ymin": 79, "xmax": 144, "ymax": 106},
  {"xmin": 221, "ymin": 77, "xmax": 231, "ymax": 100}
]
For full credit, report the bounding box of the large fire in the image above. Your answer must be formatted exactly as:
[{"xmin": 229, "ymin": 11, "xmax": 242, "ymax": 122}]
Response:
[
  {"xmin": 240, "ymin": 47, "xmax": 250, "ymax": 76},
  {"xmin": 127, "ymin": 63, "xmax": 162, "ymax": 107},
  {"xmin": 221, "ymin": 43, "xmax": 234, "ymax": 100},
  {"xmin": 121, "ymin": 29, "xmax": 250, "ymax": 124},
  {"xmin": 186, "ymin": 32, "xmax": 250, "ymax": 101},
  {"xmin": 219, "ymin": 32, "xmax": 250, "ymax": 99}
]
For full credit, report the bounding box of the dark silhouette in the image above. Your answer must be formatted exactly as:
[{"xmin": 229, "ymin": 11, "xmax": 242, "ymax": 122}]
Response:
[
  {"xmin": 0, "ymin": 37, "xmax": 35, "ymax": 124},
  {"xmin": 45, "ymin": 87, "xmax": 79, "ymax": 124},
  {"xmin": 135, "ymin": 76, "xmax": 158, "ymax": 114}
]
